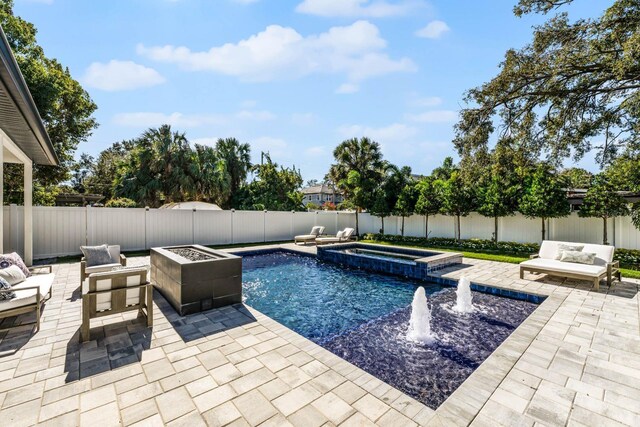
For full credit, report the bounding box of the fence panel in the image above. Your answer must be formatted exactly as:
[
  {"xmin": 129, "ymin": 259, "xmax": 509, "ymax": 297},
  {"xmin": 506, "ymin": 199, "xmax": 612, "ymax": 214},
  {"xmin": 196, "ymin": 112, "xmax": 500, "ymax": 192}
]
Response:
[
  {"xmin": 551, "ymin": 213, "xmax": 609, "ymax": 245},
  {"xmin": 146, "ymin": 209, "xmax": 194, "ymax": 248},
  {"xmin": 33, "ymin": 206, "xmax": 86, "ymax": 257},
  {"xmin": 233, "ymin": 211, "xmax": 266, "ymax": 243},
  {"xmin": 402, "ymin": 215, "xmax": 425, "ymax": 237},
  {"xmin": 314, "ymin": 211, "xmax": 339, "ymax": 235},
  {"xmin": 338, "ymin": 212, "xmax": 356, "ymax": 232},
  {"xmin": 499, "ymin": 214, "xmax": 542, "ymax": 243},
  {"xmin": 292, "ymin": 212, "xmax": 317, "ymax": 236},
  {"xmin": 88, "ymin": 207, "xmax": 146, "ymax": 251},
  {"xmin": 461, "ymin": 213, "xmax": 494, "ymax": 241},
  {"xmin": 358, "ymin": 213, "xmax": 381, "ymax": 235},
  {"xmin": 427, "ymin": 215, "xmax": 455, "ymax": 239},
  {"xmin": 616, "ymin": 216, "xmax": 640, "ymax": 250},
  {"xmin": 265, "ymin": 211, "xmax": 293, "ymax": 241},
  {"xmin": 194, "ymin": 210, "xmax": 233, "ymax": 246}
]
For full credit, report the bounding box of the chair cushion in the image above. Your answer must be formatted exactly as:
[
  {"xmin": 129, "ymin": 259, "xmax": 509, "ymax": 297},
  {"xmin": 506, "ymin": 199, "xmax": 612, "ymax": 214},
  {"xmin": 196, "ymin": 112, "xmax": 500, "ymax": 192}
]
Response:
[
  {"xmin": 84, "ymin": 263, "xmax": 123, "ymax": 275},
  {"xmin": 81, "ymin": 245, "xmax": 115, "ymax": 267},
  {"xmin": 0, "ymin": 265, "xmax": 27, "ymax": 285},
  {"xmin": 0, "ymin": 273, "xmax": 54, "ymax": 311},
  {"xmin": 521, "ymin": 258, "xmax": 606, "ymax": 277},
  {"xmin": 316, "ymin": 237, "xmax": 340, "ymax": 243},
  {"xmin": 295, "ymin": 234, "xmax": 317, "ymax": 240},
  {"xmin": 582, "ymin": 244, "xmax": 615, "ymax": 265},
  {"xmin": 560, "ymin": 250, "xmax": 596, "ymax": 265},
  {"xmin": 0, "ymin": 277, "xmax": 16, "ymax": 301},
  {"xmin": 336, "ymin": 230, "xmax": 345, "ymax": 239},
  {"xmin": 310, "ymin": 226, "xmax": 323, "ymax": 236},
  {"xmin": 0, "ymin": 252, "xmax": 31, "ymax": 277}
]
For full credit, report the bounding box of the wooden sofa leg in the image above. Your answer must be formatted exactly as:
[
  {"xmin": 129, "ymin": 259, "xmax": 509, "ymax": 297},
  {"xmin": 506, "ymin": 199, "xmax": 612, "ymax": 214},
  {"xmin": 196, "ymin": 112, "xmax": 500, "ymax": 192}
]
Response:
[
  {"xmin": 519, "ymin": 269, "xmax": 524, "ymax": 280},
  {"xmin": 594, "ymin": 278, "xmax": 600, "ymax": 291}
]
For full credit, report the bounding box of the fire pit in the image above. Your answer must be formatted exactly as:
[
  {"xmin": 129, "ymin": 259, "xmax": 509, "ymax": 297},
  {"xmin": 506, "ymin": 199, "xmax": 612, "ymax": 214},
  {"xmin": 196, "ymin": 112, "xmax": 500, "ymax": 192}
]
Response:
[{"xmin": 150, "ymin": 245, "xmax": 242, "ymax": 315}]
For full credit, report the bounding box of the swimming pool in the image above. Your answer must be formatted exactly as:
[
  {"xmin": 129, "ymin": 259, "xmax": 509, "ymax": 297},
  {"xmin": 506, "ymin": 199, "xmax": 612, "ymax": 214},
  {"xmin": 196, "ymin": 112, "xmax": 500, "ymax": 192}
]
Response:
[
  {"xmin": 242, "ymin": 251, "xmax": 442, "ymax": 343},
  {"xmin": 241, "ymin": 250, "xmax": 538, "ymax": 409}
]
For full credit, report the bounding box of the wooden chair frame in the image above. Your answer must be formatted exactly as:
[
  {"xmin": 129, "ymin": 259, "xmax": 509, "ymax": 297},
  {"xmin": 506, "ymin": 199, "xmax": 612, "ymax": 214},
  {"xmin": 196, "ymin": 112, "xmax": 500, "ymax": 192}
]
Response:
[
  {"xmin": 80, "ymin": 250, "xmax": 127, "ymax": 284},
  {"xmin": 81, "ymin": 267, "xmax": 152, "ymax": 342},
  {"xmin": 520, "ymin": 254, "xmax": 621, "ymax": 291}
]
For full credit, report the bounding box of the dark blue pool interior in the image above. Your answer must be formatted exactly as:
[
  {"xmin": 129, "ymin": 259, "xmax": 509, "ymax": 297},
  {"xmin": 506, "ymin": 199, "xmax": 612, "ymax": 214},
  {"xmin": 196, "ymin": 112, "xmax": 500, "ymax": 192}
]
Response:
[{"xmin": 241, "ymin": 250, "xmax": 540, "ymax": 409}]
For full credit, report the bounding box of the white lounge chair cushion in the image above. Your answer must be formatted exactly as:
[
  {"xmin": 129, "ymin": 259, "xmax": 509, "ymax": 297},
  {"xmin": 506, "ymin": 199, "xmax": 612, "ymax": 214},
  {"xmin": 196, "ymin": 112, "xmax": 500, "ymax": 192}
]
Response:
[
  {"xmin": 521, "ymin": 258, "xmax": 606, "ymax": 277},
  {"xmin": 316, "ymin": 236, "xmax": 341, "ymax": 243},
  {"xmin": 83, "ymin": 271, "xmax": 145, "ymax": 312},
  {"xmin": 0, "ymin": 273, "xmax": 54, "ymax": 311},
  {"xmin": 295, "ymin": 234, "xmax": 317, "ymax": 240},
  {"xmin": 84, "ymin": 263, "xmax": 123, "ymax": 275},
  {"xmin": 538, "ymin": 241, "xmax": 614, "ymax": 265}
]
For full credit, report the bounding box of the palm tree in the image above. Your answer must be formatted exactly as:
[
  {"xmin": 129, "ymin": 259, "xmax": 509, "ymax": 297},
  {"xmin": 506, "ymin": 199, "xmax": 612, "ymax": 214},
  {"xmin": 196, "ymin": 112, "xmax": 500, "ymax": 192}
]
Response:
[
  {"xmin": 194, "ymin": 144, "xmax": 230, "ymax": 205},
  {"xmin": 215, "ymin": 138, "xmax": 251, "ymax": 208},
  {"xmin": 328, "ymin": 137, "xmax": 384, "ymax": 235}
]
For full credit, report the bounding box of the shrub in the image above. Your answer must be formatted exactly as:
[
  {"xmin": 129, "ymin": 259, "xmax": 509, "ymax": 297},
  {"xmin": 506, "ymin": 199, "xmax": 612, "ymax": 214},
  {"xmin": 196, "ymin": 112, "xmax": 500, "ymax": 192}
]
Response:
[{"xmin": 105, "ymin": 198, "xmax": 137, "ymax": 208}]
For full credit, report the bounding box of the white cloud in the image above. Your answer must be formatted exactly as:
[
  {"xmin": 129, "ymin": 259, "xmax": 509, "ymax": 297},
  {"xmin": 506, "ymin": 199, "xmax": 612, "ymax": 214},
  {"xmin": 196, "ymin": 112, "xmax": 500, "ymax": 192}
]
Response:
[
  {"xmin": 83, "ymin": 60, "xmax": 165, "ymax": 91},
  {"xmin": 415, "ymin": 20, "xmax": 450, "ymax": 39},
  {"xmin": 191, "ymin": 137, "xmax": 221, "ymax": 147},
  {"xmin": 137, "ymin": 20, "xmax": 415, "ymax": 90},
  {"xmin": 406, "ymin": 110, "xmax": 458, "ymax": 123},
  {"xmin": 336, "ymin": 83, "xmax": 360, "ymax": 94},
  {"xmin": 338, "ymin": 123, "xmax": 417, "ymax": 143},
  {"xmin": 296, "ymin": 0, "xmax": 419, "ymax": 18},
  {"xmin": 291, "ymin": 113, "xmax": 317, "ymax": 126},
  {"xmin": 235, "ymin": 110, "xmax": 276, "ymax": 121},
  {"xmin": 411, "ymin": 96, "xmax": 442, "ymax": 107},
  {"xmin": 305, "ymin": 146, "xmax": 326, "ymax": 156},
  {"xmin": 112, "ymin": 109, "xmax": 276, "ymax": 128},
  {"xmin": 250, "ymin": 137, "xmax": 291, "ymax": 161}
]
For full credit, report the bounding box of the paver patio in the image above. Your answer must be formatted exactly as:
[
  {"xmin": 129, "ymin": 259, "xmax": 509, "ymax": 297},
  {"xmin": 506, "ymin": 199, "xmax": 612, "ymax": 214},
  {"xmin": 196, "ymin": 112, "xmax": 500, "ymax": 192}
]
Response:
[{"xmin": 0, "ymin": 243, "xmax": 638, "ymax": 426}]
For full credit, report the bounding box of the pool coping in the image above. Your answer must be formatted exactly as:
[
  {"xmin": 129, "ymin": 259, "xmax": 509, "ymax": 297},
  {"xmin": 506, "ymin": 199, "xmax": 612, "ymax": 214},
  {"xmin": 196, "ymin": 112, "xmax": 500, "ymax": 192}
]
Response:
[{"xmin": 229, "ymin": 243, "xmax": 559, "ymax": 425}]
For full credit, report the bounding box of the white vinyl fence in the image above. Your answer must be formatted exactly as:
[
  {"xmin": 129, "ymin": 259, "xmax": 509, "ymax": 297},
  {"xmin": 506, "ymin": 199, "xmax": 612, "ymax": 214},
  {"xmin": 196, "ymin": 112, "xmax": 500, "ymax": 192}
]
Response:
[{"xmin": 2, "ymin": 206, "xmax": 640, "ymax": 260}]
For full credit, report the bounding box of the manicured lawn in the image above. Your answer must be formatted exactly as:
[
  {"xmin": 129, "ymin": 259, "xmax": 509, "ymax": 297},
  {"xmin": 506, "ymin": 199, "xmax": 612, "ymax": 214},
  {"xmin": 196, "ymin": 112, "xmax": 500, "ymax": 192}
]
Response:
[{"xmin": 361, "ymin": 239, "xmax": 640, "ymax": 280}]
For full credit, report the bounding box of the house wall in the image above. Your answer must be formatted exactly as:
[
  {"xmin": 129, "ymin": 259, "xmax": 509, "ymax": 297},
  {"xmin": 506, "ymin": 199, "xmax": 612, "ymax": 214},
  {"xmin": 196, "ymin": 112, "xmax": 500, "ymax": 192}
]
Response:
[{"xmin": 1, "ymin": 206, "xmax": 639, "ymax": 259}]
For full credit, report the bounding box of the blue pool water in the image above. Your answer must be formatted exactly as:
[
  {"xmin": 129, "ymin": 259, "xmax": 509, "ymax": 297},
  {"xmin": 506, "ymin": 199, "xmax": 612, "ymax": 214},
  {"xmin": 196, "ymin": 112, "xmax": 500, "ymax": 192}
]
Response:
[
  {"xmin": 242, "ymin": 251, "xmax": 441, "ymax": 343},
  {"xmin": 241, "ymin": 251, "xmax": 538, "ymax": 409}
]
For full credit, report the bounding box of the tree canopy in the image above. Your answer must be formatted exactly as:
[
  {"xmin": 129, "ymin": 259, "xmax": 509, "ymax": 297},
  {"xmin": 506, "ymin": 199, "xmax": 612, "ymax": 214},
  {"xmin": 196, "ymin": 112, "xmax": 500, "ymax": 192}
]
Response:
[
  {"xmin": 1, "ymin": 0, "xmax": 97, "ymax": 203},
  {"xmin": 455, "ymin": 0, "xmax": 640, "ymax": 168},
  {"xmin": 578, "ymin": 174, "xmax": 629, "ymax": 244}
]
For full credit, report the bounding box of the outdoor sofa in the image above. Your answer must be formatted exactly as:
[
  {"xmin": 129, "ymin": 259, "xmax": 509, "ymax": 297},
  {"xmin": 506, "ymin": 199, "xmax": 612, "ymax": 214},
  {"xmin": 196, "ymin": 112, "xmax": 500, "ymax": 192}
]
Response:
[
  {"xmin": 0, "ymin": 263, "xmax": 54, "ymax": 333},
  {"xmin": 519, "ymin": 240, "xmax": 621, "ymax": 291},
  {"xmin": 294, "ymin": 226, "xmax": 325, "ymax": 245},
  {"xmin": 316, "ymin": 227, "xmax": 356, "ymax": 245}
]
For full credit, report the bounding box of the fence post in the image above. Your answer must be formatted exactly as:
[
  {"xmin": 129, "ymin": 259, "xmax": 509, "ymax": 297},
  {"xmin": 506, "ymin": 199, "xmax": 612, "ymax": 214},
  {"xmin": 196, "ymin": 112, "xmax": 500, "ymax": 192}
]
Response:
[
  {"xmin": 192, "ymin": 208, "xmax": 196, "ymax": 244},
  {"xmin": 335, "ymin": 211, "xmax": 338, "ymax": 233},
  {"xmin": 231, "ymin": 209, "xmax": 235, "ymax": 244},
  {"xmin": 263, "ymin": 210, "xmax": 267, "ymax": 242},
  {"xmin": 291, "ymin": 211, "xmax": 295, "ymax": 238},
  {"xmin": 9, "ymin": 204, "xmax": 17, "ymax": 253},
  {"xmin": 145, "ymin": 207, "xmax": 149, "ymax": 249}
]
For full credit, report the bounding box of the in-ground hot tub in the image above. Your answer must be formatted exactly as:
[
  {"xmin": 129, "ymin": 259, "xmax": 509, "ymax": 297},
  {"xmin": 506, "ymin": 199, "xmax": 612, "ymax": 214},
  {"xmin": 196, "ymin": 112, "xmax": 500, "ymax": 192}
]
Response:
[
  {"xmin": 317, "ymin": 242, "xmax": 462, "ymax": 280},
  {"xmin": 151, "ymin": 245, "xmax": 242, "ymax": 315}
]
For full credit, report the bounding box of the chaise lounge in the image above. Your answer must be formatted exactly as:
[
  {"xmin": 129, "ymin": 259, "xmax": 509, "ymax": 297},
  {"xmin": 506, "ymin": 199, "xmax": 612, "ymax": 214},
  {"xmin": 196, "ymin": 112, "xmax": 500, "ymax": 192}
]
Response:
[
  {"xmin": 294, "ymin": 226, "xmax": 325, "ymax": 245},
  {"xmin": 519, "ymin": 240, "xmax": 621, "ymax": 291},
  {"xmin": 315, "ymin": 227, "xmax": 356, "ymax": 245}
]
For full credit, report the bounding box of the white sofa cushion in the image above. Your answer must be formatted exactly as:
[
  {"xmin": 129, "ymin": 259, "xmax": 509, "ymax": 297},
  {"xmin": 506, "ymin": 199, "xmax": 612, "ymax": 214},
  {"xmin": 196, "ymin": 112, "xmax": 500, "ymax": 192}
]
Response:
[
  {"xmin": 521, "ymin": 258, "xmax": 606, "ymax": 277},
  {"xmin": 84, "ymin": 263, "xmax": 122, "ymax": 275},
  {"xmin": 582, "ymin": 244, "xmax": 614, "ymax": 265},
  {"xmin": 0, "ymin": 273, "xmax": 54, "ymax": 311},
  {"xmin": 0, "ymin": 265, "xmax": 27, "ymax": 285}
]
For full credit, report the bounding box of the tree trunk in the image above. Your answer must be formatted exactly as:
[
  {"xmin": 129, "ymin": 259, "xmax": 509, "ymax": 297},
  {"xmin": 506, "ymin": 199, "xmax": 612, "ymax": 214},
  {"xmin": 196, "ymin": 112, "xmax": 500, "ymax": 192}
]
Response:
[
  {"xmin": 494, "ymin": 216, "xmax": 499, "ymax": 243},
  {"xmin": 603, "ymin": 216, "xmax": 608, "ymax": 245},
  {"xmin": 541, "ymin": 217, "xmax": 546, "ymax": 241},
  {"xmin": 355, "ymin": 210, "xmax": 359, "ymax": 237},
  {"xmin": 425, "ymin": 215, "xmax": 429, "ymax": 239},
  {"xmin": 381, "ymin": 216, "xmax": 385, "ymax": 235},
  {"xmin": 401, "ymin": 216, "xmax": 405, "ymax": 236},
  {"xmin": 456, "ymin": 215, "xmax": 461, "ymax": 241}
]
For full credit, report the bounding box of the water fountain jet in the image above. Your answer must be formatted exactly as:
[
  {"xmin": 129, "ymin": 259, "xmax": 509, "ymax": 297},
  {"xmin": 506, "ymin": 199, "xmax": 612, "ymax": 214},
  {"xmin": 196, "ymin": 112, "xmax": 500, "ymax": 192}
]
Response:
[
  {"xmin": 406, "ymin": 287, "xmax": 435, "ymax": 344},
  {"xmin": 453, "ymin": 276, "xmax": 474, "ymax": 313}
]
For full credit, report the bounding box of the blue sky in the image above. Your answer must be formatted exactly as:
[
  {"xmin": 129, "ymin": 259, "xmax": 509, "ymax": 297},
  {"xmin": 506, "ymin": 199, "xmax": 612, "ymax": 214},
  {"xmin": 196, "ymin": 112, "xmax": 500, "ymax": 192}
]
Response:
[{"xmin": 16, "ymin": 0, "xmax": 603, "ymax": 182}]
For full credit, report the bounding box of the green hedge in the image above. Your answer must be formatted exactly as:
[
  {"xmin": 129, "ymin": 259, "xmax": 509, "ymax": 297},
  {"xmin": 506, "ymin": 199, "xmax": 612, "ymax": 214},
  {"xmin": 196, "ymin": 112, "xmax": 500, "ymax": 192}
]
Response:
[{"xmin": 362, "ymin": 233, "xmax": 640, "ymax": 270}]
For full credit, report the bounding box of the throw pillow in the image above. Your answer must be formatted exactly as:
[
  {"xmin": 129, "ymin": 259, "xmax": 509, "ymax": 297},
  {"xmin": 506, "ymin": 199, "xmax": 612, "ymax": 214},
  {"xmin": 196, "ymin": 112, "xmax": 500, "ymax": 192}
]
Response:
[
  {"xmin": 0, "ymin": 265, "xmax": 26, "ymax": 285},
  {"xmin": 0, "ymin": 277, "xmax": 16, "ymax": 301},
  {"xmin": 560, "ymin": 250, "xmax": 596, "ymax": 265},
  {"xmin": 80, "ymin": 245, "xmax": 114, "ymax": 267},
  {"xmin": 555, "ymin": 244, "xmax": 585, "ymax": 260},
  {"xmin": 0, "ymin": 252, "xmax": 31, "ymax": 277}
]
